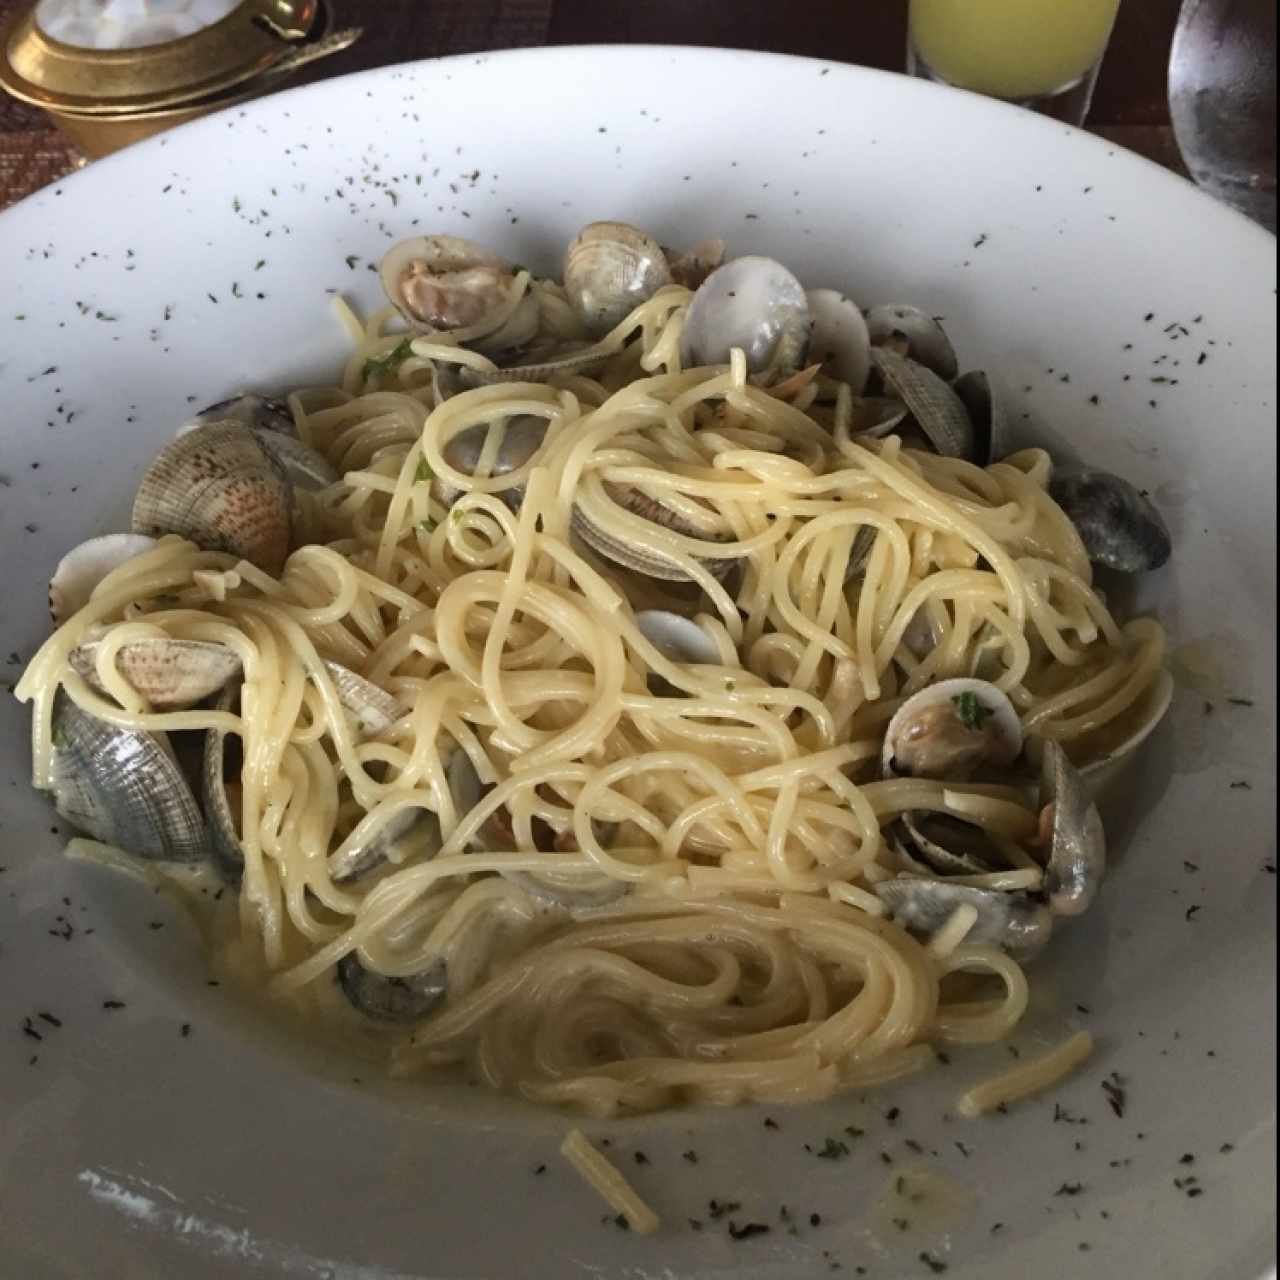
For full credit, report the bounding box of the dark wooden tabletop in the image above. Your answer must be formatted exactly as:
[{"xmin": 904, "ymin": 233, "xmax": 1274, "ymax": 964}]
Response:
[{"xmin": 0, "ymin": 0, "xmax": 1189, "ymax": 210}]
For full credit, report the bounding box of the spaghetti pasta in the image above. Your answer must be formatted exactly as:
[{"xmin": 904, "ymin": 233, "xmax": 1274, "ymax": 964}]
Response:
[{"xmin": 15, "ymin": 233, "xmax": 1169, "ymax": 1118}]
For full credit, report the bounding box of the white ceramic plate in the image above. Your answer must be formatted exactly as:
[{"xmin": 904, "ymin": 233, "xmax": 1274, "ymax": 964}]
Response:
[{"xmin": 0, "ymin": 46, "xmax": 1274, "ymax": 1280}]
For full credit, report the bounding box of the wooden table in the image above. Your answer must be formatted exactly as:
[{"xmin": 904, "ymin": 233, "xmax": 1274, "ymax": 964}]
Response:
[{"xmin": 0, "ymin": 0, "xmax": 1189, "ymax": 211}]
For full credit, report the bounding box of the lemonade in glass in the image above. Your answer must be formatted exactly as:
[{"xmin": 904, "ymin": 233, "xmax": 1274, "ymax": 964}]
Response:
[{"xmin": 908, "ymin": 0, "xmax": 1123, "ymax": 123}]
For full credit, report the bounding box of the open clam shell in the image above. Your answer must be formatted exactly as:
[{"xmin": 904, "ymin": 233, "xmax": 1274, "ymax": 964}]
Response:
[
  {"xmin": 52, "ymin": 690, "xmax": 208, "ymax": 863},
  {"xmin": 337, "ymin": 952, "xmax": 447, "ymax": 1023},
  {"xmin": 379, "ymin": 234, "xmax": 534, "ymax": 348},
  {"xmin": 131, "ymin": 422, "xmax": 294, "ymax": 576},
  {"xmin": 870, "ymin": 347, "xmax": 975, "ymax": 460},
  {"xmin": 49, "ymin": 533, "xmax": 158, "ymax": 625},
  {"xmin": 69, "ymin": 636, "xmax": 242, "ymax": 711},
  {"xmin": 865, "ymin": 304, "xmax": 959, "ymax": 382},
  {"xmin": 895, "ymin": 811, "xmax": 1005, "ymax": 878},
  {"xmin": 874, "ymin": 879, "xmax": 1053, "ymax": 960},
  {"xmin": 563, "ymin": 220, "xmax": 673, "ymax": 337},
  {"xmin": 665, "ymin": 237, "xmax": 726, "ymax": 291},
  {"xmin": 881, "ymin": 677, "xmax": 1023, "ymax": 782}
]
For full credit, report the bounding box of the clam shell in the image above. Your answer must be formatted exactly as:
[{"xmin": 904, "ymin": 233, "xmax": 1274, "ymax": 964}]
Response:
[
  {"xmin": 52, "ymin": 690, "xmax": 208, "ymax": 863},
  {"xmin": 1040, "ymin": 739, "xmax": 1106, "ymax": 917},
  {"xmin": 806, "ymin": 288, "xmax": 871, "ymax": 394},
  {"xmin": 882, "ymin": 677, "xmax": 1023, "ymax": 781},
  {"xmin": 378, "ymin": 234, "xmax": 516, "ymax": 332},
  {"xmin": 563, "ymin": 221, "xmax": 673, "ymax": 337},
  {"xmin": 1048, "ymin": 467, "xmax": 1172, "ymax": 573},
  {"xmin": 321, "ymin": 660, "xmax": 405, "ymax": 736},
  {"xmin": 570, "ymin": 500, "xmax": 736, "ymax": 584},
  {"xmin": 202, "ymin": 682, "xmax": 246, "ymax": 883},
  {"xmin": 69, "ymin": 637, "xmax": 242, "ymax": 711},
  {"xmin": 131, "ymin": 422, "xmax": 293, "ymax": 575},
  {"xmin": 633, "ymin": 610, "xmax": 722, "ymax": 665},
  {"xmin": 870, "ymin": 347, "xmax": 975, "ymax": 460},
  {"xmin": 680, "ymin": 255, "xmax": 811, "ymax": 375},
  {"xmin": 337, "ymin": 952, "xmax": 447, "ymax": 1023},
  {"xmin": 1077, "ymin": 668, "xmax": 1174, "ymax": 799},
  {"xmin": 874, "ymin": 879, "xmax": 1052, "ymax": 959},
  {"xmin": 49, "ymin": 533, "xmax": 158, "ymax": 625},
  {"xmin": 665, "ymin": 237, "xmax": 725, "ymax": 290},
  {"xmin": 952, "ymin": 370, "xmax": 1009, "ymax": 465},
  {"xmin": 898, "ymin": 811, "xmax": 1004, "ymax": 877},
  {"xmin": 459, "ymin": 344, "xmax": 613, "ymax": 387},
  {"xmin": 184, "ymin": 392, "xmax": 294, "ymax": 436},
  {"xmin": 865, "ymin": 304, "xmax": 959, "ymax": 381},
  {"xmin": 430, "ymin": 416, "xmax": 548, "ymax": 510}
]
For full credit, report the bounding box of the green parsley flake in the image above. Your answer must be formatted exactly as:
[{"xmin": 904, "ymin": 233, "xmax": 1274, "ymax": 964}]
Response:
[
  {"xmin": 361, "ymin": 338, "xmax": 414, "ymax": 387},
  {"xmin": 952, "ymin": 691, "xmax": 994, "ymax": 731},
  {"xmin": 414, "ymin": 457, "xmax": 433, "ymax": 484}
]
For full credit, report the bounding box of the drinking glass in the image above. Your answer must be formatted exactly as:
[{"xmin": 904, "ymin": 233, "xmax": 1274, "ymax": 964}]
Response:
[
  {"xmin": 907, "ymin": 0, "xmax": 1123, "ymax": 126},
  {"xmin": 1169, "ymin": 0, "xmax": 1277, "ymax": 232}
]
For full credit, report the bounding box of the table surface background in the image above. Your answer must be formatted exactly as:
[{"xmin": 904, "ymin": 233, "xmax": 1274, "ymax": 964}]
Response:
[{"xmin": 0, "ymin": 0, "xmax": 1189, "ymax": 210}]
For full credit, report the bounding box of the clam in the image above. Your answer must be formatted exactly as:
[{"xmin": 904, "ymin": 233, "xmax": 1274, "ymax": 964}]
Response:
[
  {"xmin": 69, "ymin": 635, "xmax": 241, "ymax": 711},
  {"xmin": 881, "ymin": 678, "xmax": 1023, "ymax": 782},
  {"xmin": 51, "ymin": 689, "xmax": 208, "ymax": 863},
  {"xmin": 430, "ymin": 416, "xmax": 548, "ymax": 511},
  {"xmin": 893, "ymin": 812, "xmax": 1003, "ymax": 878},
  {"xmin": 874, "ymin": 880, "xmax": 1053, "ymax": 960},
  {"xmin": 321, "ymin": 660, "xmax": 405, "ymax": 736},
  {"xmin": 570, "ymin": 490, "xmax": 736, "ymax": 584},
  {"xmin": 203, "ymin": 682, "xmax": 247, "ymax": 883},
  {"xmin": 379, "ymin": 234, "xmax": 536, "ymax": 350},
  {"xmin": 447, "ymin": 751, "xmax": 628, "ymax": 910},
  {"xmin": 49, "ymin": 533, "xmax": 158, "ymax": 625},
  {"xmin": 1048, "ymin": 467, "xmax": 1172, "ymax": 573},
  {"xmin": 183, "ymin": 392, "xmax": 294, "ymax": 437},
  {"xmin": 458, "ymin": 344, "xmax": 615, "ymax": 388},
  {"xmin": 337, "ymin": 952, "xmax": 447, "ymax": 1023},
  {"xmin": 952, "ymin": 370, "xmax": 1009, "ymax": 465},
  {"xmin": 849, "ymin": 397, "xmax": 911, "ymax": 440},
  {"xmin": 870, "ymin": 347, "xmax": 975, "ymax": 459},
  {"xmin": 680, "ymin": 255, "xmax": 811, "ymax": 376},
  {"xmin": 563, "ymin": 221, "xmax": 673, "ymax": 337},
  {"xmin": 805, "ymin": 288, "xmax": 872, "ymax": 394},
  {"xmin": 634, "ymin": 609, "xmax": 722, "ymax": 665},
  {"xmin": 131, "ymin": 422, "xmax": 294, "ymax": 576},
  {"xmin": 665, "ymin": 237, "xmax": 726, "ymax": 291},
  {"xmin": 865, "ymin": 304, "xmax": 959, "ymax": 382},
  {"xmin": 1039, "ymin": 739, "xmax": 1106, "ymax": 917},
  {"xmin": 634, "ymin": 608, "xmax": 723, "ymax": 696},
  {"xmin": 180, "ymin": 394, "xmax": 339, "ymax": 491},
  {"xmin": 204, "ymin": 666, "xmax": 411, "ymax": 884},
  {"xmin": 1077, "ymin": 668, "xmax": 1174, "ymax": 797}
]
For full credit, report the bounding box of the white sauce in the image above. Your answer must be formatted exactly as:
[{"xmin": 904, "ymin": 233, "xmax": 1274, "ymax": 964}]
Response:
[{"xmin": 36, "ymin": 0, "xmax": 240, "ymax": 51}]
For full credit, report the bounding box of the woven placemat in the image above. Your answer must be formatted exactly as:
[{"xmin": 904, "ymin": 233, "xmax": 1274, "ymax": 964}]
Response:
[{"xmin": 0, "ymin": 0, "xmax": 555, "ymax": 210}]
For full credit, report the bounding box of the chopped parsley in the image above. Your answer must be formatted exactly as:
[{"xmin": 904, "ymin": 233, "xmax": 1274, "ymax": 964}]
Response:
[
  {"xmin": 414, "ymin": 457, "xmax": 433, "ymax": 484},
  {"xmin": 362, "ymin": 338, "xmax": 415, "ymax": 386},
  {"xmin": 951, "ymin": 691, "xmax": 993, "ymax": 731}
]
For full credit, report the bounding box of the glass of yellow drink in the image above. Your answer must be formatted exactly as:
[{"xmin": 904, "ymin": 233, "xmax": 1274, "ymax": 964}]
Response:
[{"xmin": 908, "ymin": 0, "xmax": 1123, "ymax": 126}]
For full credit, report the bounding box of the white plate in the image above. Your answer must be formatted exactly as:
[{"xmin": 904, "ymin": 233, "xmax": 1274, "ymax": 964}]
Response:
[{"xmin": 0, "ymin": 45, "xmax": 1274, "ymax": 1280}]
